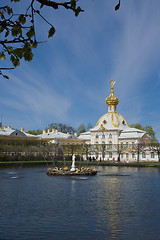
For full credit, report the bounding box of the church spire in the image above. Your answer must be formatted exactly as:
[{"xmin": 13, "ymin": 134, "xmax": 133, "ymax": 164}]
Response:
[{"xmin": 105, "ymin": 80, "xmax": 119, "ymax": 112}]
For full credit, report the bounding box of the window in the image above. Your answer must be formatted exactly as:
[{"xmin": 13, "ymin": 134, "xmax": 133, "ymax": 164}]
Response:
[
  {"xmin": 102, "ymin": 134, "xmax": 105, "ymax": 139},
  {"xmin": 132, "ymin": 153, "xmax": 135, "ymax": 159},
  {"xmin": 103, "ymin": 120, "xmax": 107, "ymax": 124},
  {"xmin": 121, "ymin": 153, "xmax": 123, "ymax": 159},
  {"xmin": 142, "ymin": 152, "xmax": 146, "ymax": 158},
  {"xmin": 151, "ymin": 152, "xmax": 155, "ymax": 159},
  {"xmin": 132, "ymin": 142, "xmax": 135, "ymax": 149},
  {"xmin": 120, "ymin": 142, "xmax": 123, "ymax": 149},
  {"xmin": 126, "ymin": 153, "xmax": 129, "ymax": 159},
  {"xmin": 109, "ymin": 133, "xmax": 112, "ymax": 138},
  {"xmin": 108, "ymin": 141, "xmax": 112, "ymax": 149},
  {"xmin": 125, "ymin": 141, "xmax": 129, "ymax": 149},
  {"xmin": 109, "ymin": 152, "xmax": 112, "ymax": 158},
  {"xmin": 96, "ymin": 134, "xmax": 99, "ymax": 139},
  {"xmin": 102, "ymin": 141, "xmax": 105, "ymax": 144}
]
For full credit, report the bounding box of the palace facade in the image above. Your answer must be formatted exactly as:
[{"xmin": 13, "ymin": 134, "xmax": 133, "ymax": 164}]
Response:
[
  {"xmin": 79, "ymin": 81, "xmax": 159, "ymax": 162},
  {"xmin": 0, "ymin": 81, "xmax": 159, "ymax": 162}
]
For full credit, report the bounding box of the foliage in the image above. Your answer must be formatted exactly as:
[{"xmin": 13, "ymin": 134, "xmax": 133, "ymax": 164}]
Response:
[
  {"xmin": 130, "ymin": 123, "xmax": 158, "ymax": 143},
  {"xmin": 76, "ymin": 124, "xmax": 86, "ymax": 135},
  {"xmin": 27, "ymin": 129, "xmax": 43, "ymax": 135},
  {"xmin": 47, "ymin": 122, "xmax": 75, "ymax": 134},
  {"xmin": 0, "ymin": 0, "xmax": 84, "ymax": 78},
  {"xmin": 0, "ymin": 0, "xmax": 120, "ymax": 78},
  {"xmin": 130, "ymin": 123, "xmax": 144, "ymax": 130}
]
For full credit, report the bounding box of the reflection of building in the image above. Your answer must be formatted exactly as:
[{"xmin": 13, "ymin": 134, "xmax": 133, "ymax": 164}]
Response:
[{"xmin": 79, "ymin": 81, "xmax": 159, "ymax": 162}]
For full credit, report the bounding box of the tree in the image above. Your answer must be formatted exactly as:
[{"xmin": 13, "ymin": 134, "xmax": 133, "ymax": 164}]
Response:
[
  {"xmin": 47, "ymin": 123, "xmax": 75, "ymax": 134},
  {"xmin": 130, "ymin": 123, "xmax": 144, "ymax": 130},
  {"xmin": 143, "ymin": 126, "xmax": 158, "ymax": 143},
  {"xmin": 27, "ymin": 129, "xmax": 43, "ymax": 135},
  {"xmin": 0, "ymin": 0, "xmax": 120, "ymax": 78},
  {"xmin": 76, "ymin": 124, "xmax": 86, "ymax": 135},
  {"xmin": 0, "ymin": 0, "xmax": 84, "ymax": 78},
  {"xmin": 130, "ymin": 123, "xmax": 158, "ymax": 143}
]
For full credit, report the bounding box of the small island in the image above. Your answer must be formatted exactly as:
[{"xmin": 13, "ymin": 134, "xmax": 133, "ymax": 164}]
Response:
[{"xmin": 47, "ymin": 166, "xmax": 97, "ymax": 176}]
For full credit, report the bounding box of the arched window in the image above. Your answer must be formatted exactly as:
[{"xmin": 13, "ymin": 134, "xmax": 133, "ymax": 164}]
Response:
[
  {"xmin": 109, "ymin": 133, "xmax": 112, "ymax": 138},
  {"xmin": 108, "ymin": 141, "xmax": 112, "ymax": 149},
  {"xmin": 142, "ymin": 152, "xmax": 146, "ymax": 158},
  {"xmin": 95, "ymin": 134, "xmax": 99, "ymax": 139},
  {"xmin": 125, "ymin": 141, "xmax": 129, "ymax": 149},
  {"xmin": 102, "ymin": 134, "xmax": 105, "ymax": 139},
  {"xmin": 132, "ymin": 142, "xmax": 135, "ymax": 149},
  {"xmin": 120, "ymin": 142, "xmax": 123, "ymax": 149}
]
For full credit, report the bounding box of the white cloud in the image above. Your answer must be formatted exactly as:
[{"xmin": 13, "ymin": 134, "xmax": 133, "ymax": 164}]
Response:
[{"xmin": 0, "ymin": 66, "xmax": 71, "ymax": 122}]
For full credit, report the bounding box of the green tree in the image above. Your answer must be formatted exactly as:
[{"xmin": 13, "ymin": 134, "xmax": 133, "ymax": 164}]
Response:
[
  {"xmin": 143, "ymin": 126, "xmax": 158, "ymax": 143},
  {"xmin": 130, "ymin": 123, "xmax": 144, "ymax": 130},
  {"xmin": 27, "ymin": 129, "xmax": 43, "ymax": 135},
  {"xmin": 0, "ymin": 0, "xmax": 84, "ymax": 78},
  {"xmin": 130, "ymin": 123, "xmax": 158, "ymax": 143},
  {"xmin": 76, "ymin": 124, "xmax": 86, "ymax": 135},
  {"xmin": 0, "ymin": 0, "xmax": 120, "ymax": 78},
  {"xmin": 47, "ymin": 123, "xmax": 75, "ymax": 134}
]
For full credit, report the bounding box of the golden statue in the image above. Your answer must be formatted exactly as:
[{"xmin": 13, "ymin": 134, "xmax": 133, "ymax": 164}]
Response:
[{"xmin": 110, "ymin": 80, "xmax": 115, "ymax": 88}]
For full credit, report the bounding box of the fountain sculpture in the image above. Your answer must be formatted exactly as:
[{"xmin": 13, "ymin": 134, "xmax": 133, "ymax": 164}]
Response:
[{"xmin": 47, "ymin": 154, "xmax": 97, "ymax": 176}]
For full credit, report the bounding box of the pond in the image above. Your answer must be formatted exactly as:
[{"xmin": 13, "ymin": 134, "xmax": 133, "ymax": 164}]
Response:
[{"xmin": 0, "ymin": 165, "xmax": 160, "ymax": 240}]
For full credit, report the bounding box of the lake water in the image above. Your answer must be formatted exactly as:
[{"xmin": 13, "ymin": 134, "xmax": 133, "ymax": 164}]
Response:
[{"xmin": 0, "ymin": 165, "xmax": 160, "ymax": 240}]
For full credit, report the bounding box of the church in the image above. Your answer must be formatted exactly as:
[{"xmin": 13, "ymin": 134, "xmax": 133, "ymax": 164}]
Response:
[{"xmin": 79, "ymin": 80, "xmax": 158, "ymax": 162}]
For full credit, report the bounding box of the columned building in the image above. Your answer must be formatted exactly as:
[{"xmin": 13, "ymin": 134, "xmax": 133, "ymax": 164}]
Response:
[{"xmin": 79, "ymin": 80, "xmax": 157, "ymax": 162}]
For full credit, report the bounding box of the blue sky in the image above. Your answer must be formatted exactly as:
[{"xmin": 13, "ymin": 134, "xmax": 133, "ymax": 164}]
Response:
[{"xmin": 1, "ymin": 0, "xmax": 160, "ymax": 140}]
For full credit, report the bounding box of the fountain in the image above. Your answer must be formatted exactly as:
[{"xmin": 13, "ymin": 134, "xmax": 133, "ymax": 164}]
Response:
[
  {"xmin": 70, "ymin": 154, "xmax": 76, "ymax": 171},
  {"xmin": 47, "ymin": 153, "xmax": 97, "ymax": 176}
]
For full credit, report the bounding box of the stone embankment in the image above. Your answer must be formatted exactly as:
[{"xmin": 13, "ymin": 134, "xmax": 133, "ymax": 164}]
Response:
[{"xmin": 47, "ymin": 166, "xmax": 97, "ymax": 176}]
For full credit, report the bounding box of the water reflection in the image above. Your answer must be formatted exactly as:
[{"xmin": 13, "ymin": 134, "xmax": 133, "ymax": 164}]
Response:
[{"xmin": 0, "ymin": 166, "xmax": 160, "ymax": 239}]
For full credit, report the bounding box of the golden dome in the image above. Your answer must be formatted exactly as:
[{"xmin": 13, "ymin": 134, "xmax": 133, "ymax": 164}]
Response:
[{"xmin": 105, "ymin": 80, "xmax": 119, "ymax": 107}]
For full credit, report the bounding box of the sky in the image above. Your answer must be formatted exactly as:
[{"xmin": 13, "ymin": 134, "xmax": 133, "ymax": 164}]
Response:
[{"xmin": 1, "ymin": 0, "xmax": 160, "ymax": 140}]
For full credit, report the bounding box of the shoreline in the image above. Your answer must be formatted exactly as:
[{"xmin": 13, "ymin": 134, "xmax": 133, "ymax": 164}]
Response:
[{"xmin": 0, "ymin": 160, "xmax": 160, "ymax": 168}]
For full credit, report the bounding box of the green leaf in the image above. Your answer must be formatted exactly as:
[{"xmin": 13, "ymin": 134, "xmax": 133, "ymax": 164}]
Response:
[
  {"xmin": 48, "ymin": 26, "xmax": 55, "ymax": 38},
  {"xmin": 0, "ymin": 52, "xmax": 5, "ymax": 60},
  {"xmin": 23, "ymin": 46, "xmax": 34, "ymax": 61},
  {"xmin": 12, "ymin": 48, "xmax": 23, "ymax": 59},
  {"xmin": 18, "ymin": 14, "xmax": 26, "ymax": 25},
  {"xmin": 26, "ymin": 26, "xmax": 35, "ymax": 38},
  {"xmin": 11, "ymin": 25, "xmax": 22, "ymax": 37},
  {"xmin": 6, "ymin": 46, "xmax": 12, "ymax": 52},
  {"xmin": 0, "ymin": 11, "xmax": 5, "ymax": 20},
  {"xmin": 7, "ymin": 7, "xmax": 13, "ymax": 15},
  {"xmin": 10, "ymin": 55, "xmax": 20, "ymax": 67},
  {"xmin": 0, "ymin": 27, "xmax": 5, "ymax": 33},
  {"xmin": 31, "ymin": 40, "xmax": 37, "ymax": 48},
  {"xmin": 71, "ymin": 0, "xmax": 76, "ymax": 10},
  {"xmin": 75, "ymin": 6, "xmax": 81, "ymax": 17}
]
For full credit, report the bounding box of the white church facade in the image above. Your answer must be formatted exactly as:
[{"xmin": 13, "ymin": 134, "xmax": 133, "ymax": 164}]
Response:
[{"xmin": 79, "ymin": 81, "xmax": 159, "ymax": 162}]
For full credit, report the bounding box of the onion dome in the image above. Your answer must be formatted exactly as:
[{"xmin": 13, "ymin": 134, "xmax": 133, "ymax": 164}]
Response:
[{"xmin": 105, "ymin": 80, "xmax": 119, "ymax": 112}]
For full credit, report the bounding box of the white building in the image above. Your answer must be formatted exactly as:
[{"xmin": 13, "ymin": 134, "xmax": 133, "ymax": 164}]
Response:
[{"xmin": 79, "ymin": 80, "xmax": 159, "ymax": 162}]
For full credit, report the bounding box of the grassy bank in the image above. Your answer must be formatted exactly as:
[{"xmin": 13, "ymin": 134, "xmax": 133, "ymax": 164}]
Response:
[{"xmin": 0, "ymin": 160, "xmax": 160, "ymax": 168}]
